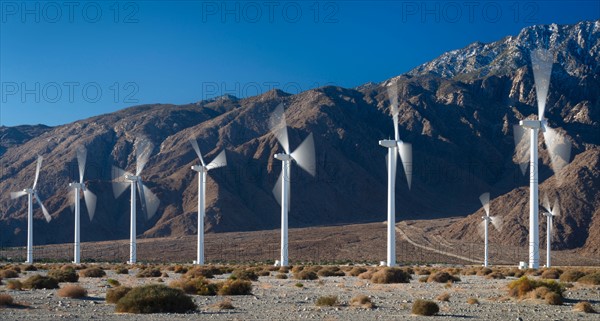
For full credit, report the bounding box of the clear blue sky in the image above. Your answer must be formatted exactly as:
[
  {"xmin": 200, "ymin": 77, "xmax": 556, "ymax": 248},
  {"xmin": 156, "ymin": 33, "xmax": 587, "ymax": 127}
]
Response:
[{"xmin": 1, "ymin": 0, "xmax": 598, "ymax": 126}]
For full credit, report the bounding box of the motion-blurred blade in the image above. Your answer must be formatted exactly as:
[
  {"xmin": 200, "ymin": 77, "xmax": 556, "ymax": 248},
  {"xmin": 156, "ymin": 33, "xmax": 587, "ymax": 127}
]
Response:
[
  {"xmin": 478, "ymin": 220, "xmax": 486, "ymax": 239},
  {"xmin": 76, "ymin": 145, "xmax": 87, "ymax": 184},
  {"xmin": 112, "ymin": 166, "xmax": 131, "ymax": 198},
  {"xmin": 34, "ymin": 192, "xmax": 51, "ymax": 223},
  {"xmin": 189, "ymin": 138, "xmax": 206, "ymax": 167},
  {"xmin": 393, "ymin": 114, "xmax": 399, "ymax": 142},
  {"xmin": 207, "ymin": 150, "xmax": 227, "ymax": 171},
  {"xmin": 513, "ymin": 125, "xmax": 530, "ymax": 175},
  {"xmin": 135, "ymin": 138, "xmax": 153, "ymax": 176},
  {"xmin": 542, "ymin": 126, "xmax": 572, "ymax": 175},
  {"xmin": 140, "ymin": 183, "xmax": 160, "ymax": 220},
  {"xmin": 69, "ymin": 188, "xmax": 76, "ymax": 213},
  {"xmin": 387, "ymin": 81, "xmax": 399, "ymax": 116},
  {"xmin": 542, "ymin": 194, "xmax": 551, "ymax": 213},
  {"xmin": 83, "ymin": 189, "xmax": 97, "ymax": 221},
  {"xmin": 32, "ymin": 155, "xmax": 43, "ymax": 189},
  {"xmin": 272, "ymin": 171, "xmax": 283, "ymax": 206},
  {"xmin": 552, "ymin": 199, "xmax": 560, "ymax": 217},
  {"xmin": 398, "ymin": 141, "xmax": 412, "ymax": 190},
  {"xmin": 490, "ymin": 216, "xmax": 503, "ymax": 231},
  {"xmin": 291, "ymin": 133, "xmax": 316, "ymax": 177},
  {"xmin": 530, "ymin": 49, "xmax": 554, "ymax": 120},
  {"xmin": 269, "ymin": 104, "xmax": 290, "ymax": 154},
  {"xmin": 479, "ymin": 192, "xmax": 490, "ymax": 216},
  {"xmin": 10, "ymin": 191, "xmax": 27, "ymax": 199}
]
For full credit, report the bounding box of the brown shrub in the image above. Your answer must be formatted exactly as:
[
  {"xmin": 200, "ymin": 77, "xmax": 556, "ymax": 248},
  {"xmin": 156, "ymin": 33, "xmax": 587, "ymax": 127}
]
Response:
[
  {"xmin": 486, "ymin": 272, "xmax": 505, "ymax": 280},
  {"xmin": 371, "ymin": 268, "xmax": 411, "ymax": 284},
  {"xmin": 427, "ymin": 271, "xmax": 460, "ymax": 283},
  {"xmin": 0, "ymin": 269, "xmax": 19, "ymax": 278},
  {"xmin": 545, "ymin": 292, "xmax": 562, "ymax": 305},
  {"xmin": 115, "ymin": 284, "xmax": 196, "ymax": 313},
  {"xmin": 577, "ymin": 272, "xmax": 600, "ymax": 285},
  {"xmin": 293, "ymin": 270, "xmax": 318, "ymax": 280},
  {"xmin": 559, "ymin": 270, "xmax": 585, "ymax": 282},
  {"xmin": 436, "ymin": 292, "xmax": 450, "ymax": 302},
  {"xmin": 136, "ymin": 268, "xmax": 161, "ymax": 278},
  {"xmin": 79, "ymin": 267, "xmax": 106, "ymax": 278},
  {"xmin": 573, "ymin": 301, "xmax": 596, "ymax": 313},
  {"xmin": 317, "ymin": 266, "xmax": 345, "ymax": 277},
  {"xmin": 216, "ymin": 279, "xmax": 252, "ymax": 296},
  {"xmin": 0, "ymin": 294, "xmax": 14, "ymax": 306},
  {"xmin": 357, "ymin": 269, "xmax": 375, "ymax": 280},
  {"xmin": 412, "ymin": 299, "xmax": 439, "ymax": 316},
  {"xmin": 57, "ymin": 285, "xmax": 87, "ymax": 298},
  {"xmin": 541, "ymin": 269, "xmax": 562, "ymax": 280},
  {"xmin": 6, "ymin": 280, "xmax": 23, "ymax": 290},
  {"xmin": 275, "ymin": 273, "xmax": 288, "ymax": 279},
  {"xmin": 476, "ymin": 268, "xmax": 493, "ymax": 276},
  {"xmin": 48, "ymin": 269, "xmax": 79, "ymax": 283},
  {"xmin": 348, "ymin": 267, "xmax": 368, "ymax": 277},
  {"xmin": 106, "ymin": 286, "xmax": 132, "ymax": 304},
  {"xmin": 315, "ymin": 295, "xmax": 338, "ymax": 307},
  {"xmin": 214, "ymin": 298, "xmax": 234, "ymax": 310},
  {"xmin": 467, "ymin": 297, "xmax": 479, "ymax": 305},
  {"xmin": 170, "ymin": 278, "xmax": 218, "ymax": 296},
  {"xmin": 350, "ymin": 295, "xmax": 374, "ymax": 309}
]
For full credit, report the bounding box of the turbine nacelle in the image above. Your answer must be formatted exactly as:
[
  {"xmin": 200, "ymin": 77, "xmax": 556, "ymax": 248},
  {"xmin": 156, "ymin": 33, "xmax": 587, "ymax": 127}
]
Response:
[
  {"xmin": 274, "ymin": 153, "xmax": 293, "ymax": 162},
  {"xmin": 124, "ymin": 174, "xmax": 141, "ymax": 182},
  {"xmin": 379, "ymin": 139, "xmax": 397, "ymax": 148},
  {"xmin": 68, "ymin": 182, "xmax": 86, "ymax": 191},
  {"xmin": 519, "ymin": 119, "xmax": 543, "ymax": 129},
  {"xmin": 191, "ymin": 165, "xmax": 207, "ymax": 173}
]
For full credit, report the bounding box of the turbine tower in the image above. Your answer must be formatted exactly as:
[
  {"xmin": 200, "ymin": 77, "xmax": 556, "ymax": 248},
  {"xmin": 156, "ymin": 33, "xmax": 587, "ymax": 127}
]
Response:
[
  {"xmin": 112, "ymin": 138, "xmax": 160, "ymax": 264},
  {"xmin": 479, "ymin": 192, "xmax": 502, "ymax": 267},
  {"xmin": 269, "ymin": 104, "xmax": 316, "ymax": 267},
  {"xmin": 379, "ymin": 84, "xmax": 412, "ymax": 267},
  {"xmin": 514, "ymin": 49, "xmax": 572, "ymax": 269},
  {"xmin": 189, "ymin": 138, "xmax": 227, "ymax": 265},
  {"xmin": 10, "ymin": 155, "xmax": 52, "ymax": 264},
  {"xmin": 541, "ymin": 195, "xmax": 560, "ymax": 268},
  {"xmin": 69, "ymin": 146, "xmax": 97, "ymax": 264}
]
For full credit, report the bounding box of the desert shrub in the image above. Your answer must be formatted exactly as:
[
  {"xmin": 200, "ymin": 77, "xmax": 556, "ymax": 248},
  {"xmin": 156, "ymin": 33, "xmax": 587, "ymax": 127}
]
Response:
[
  {"xmin": 577, "ymin": 272, "xmax": 600, "ymax": 285},
  {"xmin": 230, "ymin": 269, "xmax": 258, "ymax": 281},
  {"xmin": 306, "ymin": 266, "xmax": 323, "ymax": 274},
  {"xmin": 23, "ymin": 265, "xmax": 37, "ymax": 271},
  {"xmin": 161, "ymin": 272, "xmax": 169, "ymax": 278},
  {"xmin": 545, "ymin": 292, "xmax": 562, "ymax": 305},
  {"xmin": 173, "ymin": 265, "xmax": 188, "ymax": 274},
  {"xmin": 215, "ymin": 298, "xmax": 234, "ymax": 309},
  {"xmin": 170, "ymin": 278, "xmax": 218, "ymax": 296},
  {"xmin": 217, "ymin": 280, "xmax": 252, "ymax": 296},
  {"xmin": 106, "ymin": 286, "xmax": 132, "ymax": 303},
  {"xmin": 107, "ymin": 278, "xmax": 121, "ymax": 287},
  {"xmin": 48, "ymin": 269, "xmax": 79, "ymax": 283},
  {"xmin": 294, "ymin": 282, "xmax": 304, "ymax": 288},
  {"xmin": 350, "ymin": 295, "xmax": 374, "ymax": 309},
  {"xmin": 428, "ymin": 271, "xmax": 460, "ymax": 283},
  {"xmin": 529, "ymin": 286, "xmax": 550, "ymax": 299},
  {"xmin": 348, "ymin": 266, "xmax": 368, "ymax": 277},
  {"xmin": 436, "ymin": 292, "xmax": 450, "ymax": 302},
  {"xmin": 358, "ymin": 269, "xmax": 376, "ymax": 280},
  {"xmin": 115, "ymin": 284, "xmax": 196, "ymax": 313},
  {"xmin": 315, "ymin": 295, "xmax": 338, "ymax": 307},
  {"xmin": 0, "ymin": 294, "xmax": 14, "ymax": 306},
  {"xmin": 0, "ymin": 269, "xmax": 19, "ymax": 279},
  {"xmin": 136, "ymin": 268, "xmax": 161, "ymax": 278},
  {"xmin": 23, "ymin": 275, "xmax": 59, "ymax": 289},
  {"xmin": 442, "ymin": 267, "xmax": 460, "ymax": 275},
  {"xmin": 294, "ymin": 270, "xmax": 318, "ymax": 280},
  {"xmin": 290, "ymin": 266, "xmax": 304, "ymax": 274},
  {"xmin": 412, "ymin": 299, "xmax": 439, "ymax": 316},
  {"xmin": 371, "ymin": 267, "xmax": 411, "ymax": 284},
  {"xmin": 275, "ymin": 273, "xmax": 288, "ymax": 279},
  {"xmin": 415, "ymin": 268, "xmax": 432, "ymax": 276},
  {"xmin": 573, "ymin": 301, "xmax": 596, "ymax": 313},
  {"xmin": 486, "ymin": 272, "xmax": 505, "ymax": 280},
  {"xmin": 57, "ymin": 285, "xmax": 87, "ymax": 298},
  {"xmin": 462, "ymin": 267, "xmax": 477, "ymax": 276},
  {"xmin": 559, "ymin": 270, "xmax": 585, "ymax": 282},
  {"xmin": 257, "ymin": 270, "xmax": 270, "ymax": 277},
  {"xmin": 476, "ymin": 268, "xmax": 493, "ymax": 276},
  {"xmin": 508, "ymin": 277, "xmax": 564, "ymax": 299},
  {"xmin": 6, "ymin": 280, "xmax": 23, "ymax": 290},
  {"xmin": 541, "ymin": 269, "xmax": 562, "ymax": 280},
  {"xmin": 467, "ymin": 297, "xmax": 479, "ymax": 305},
  {"xmin": 114, "ymin": 266, "xmax": 129, "ymax": 274},
  {"xmin": 278, "ymin": 266, "xmax": 290, "ymax": 273},
  {"xmin": 184, "ymin": 267, "xmax": 214, "ymax": 279},
  {"xmin": 418, "ymin": 276, "xmax": 428, "ymax": 283},
  {"xmin": 79, "ymin": 267, "xmax": 106, "ymax": 278},
  {"xmin": 317, "ymin": 266, "xmax": 345, "ymax": 277}
]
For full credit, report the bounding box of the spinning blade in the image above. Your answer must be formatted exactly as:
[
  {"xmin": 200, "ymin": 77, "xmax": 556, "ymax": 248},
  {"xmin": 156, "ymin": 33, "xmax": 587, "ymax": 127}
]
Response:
[
  {"xmin": 513, "ymin": 125, "xmax": 530, "ymax": 175},
  {"xmin": 83, "ymin": 189, "xmax": 97, "ymax": 221},
  {"xmin": 112, "ymin": 166, "xmax": 131, "ymax": 198},
  {"xmin": 138, "ymin": 183, "xmax": 160, "ymax": 220},
  {"xmin": 290, "ymin": 133, "xmax": 316, "ymax": 177},
  {"xmin": 397, "ymin": 141, "xmax": 412, "ymax": 190},
  {"xmin": 76, "ymin": 145, "xmax": 87, "ymax": 184},
  {"xmin": 207, "ymin": 150, "xmax": 227, "ymax": 171},
  {"xmin": 135, "ymin": 138, "xmax": 153, "ymax": 176},
  {"xmin": 542, "ymin": 126, "xmax": 572, "ymax": 175},
  {"xmin": 34, "ymin": 192, "xmax": 51, "ymax": 223},
  {"xmin": 189, "ymin": 138, "xmax": 206, "ymax": 167},
  {"xmin": 32, "ymin": 155, "xmax": 43, "ymax": 189},
  {"xmin": 272, "ymin": 171, "xmax": 283, "ymax": 206},
  {"xmin": 479, "ymin": 192, "xmax": 490, "ymax": 216},
  {"xmin": 530, "ymin": 49, "xmax": 554, "ymax": 120},
  {"xmin": 269, "ymin": 104, "xmax": 290, "ymax": 154},
  {"xmin": 490, "ymin": 216, "xmax": 503, "ymax": 231},
  {"xmin": 11, "ymin": 191, "xmax": 27, "ymax": 199},
  {"xmin": 551, "ymin": 199, "xmax": 560, "ymax": 217}
]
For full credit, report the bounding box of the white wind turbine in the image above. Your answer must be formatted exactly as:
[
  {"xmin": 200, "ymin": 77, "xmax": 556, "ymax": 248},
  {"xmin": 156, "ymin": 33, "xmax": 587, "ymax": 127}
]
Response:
[
  {"xmin": 479, "ymin": 192, "xmax": 502, "ymax": 267},
  {"xmin": 112, "ymin": 138, "xmax": 160, "ymax": 264},
  {"xmin": 10, "ymin": 155, "xmax": 52, "ymax": 264},
  {"xmin": 68, "ymin": 146, "xmax": 97, "ymax": 264},
  {"xmin": 189, "ymin": 138, "xmax": 227, "ymax": 265},
  {"xmin": 541, "ymin": 195, "xmax": 560, "ymax": 268},
  {"xmin": 379, "ymin": 84, "xmax": 412, "ymax": 267},
  {"xmin": 513, "ymin": 49, "xmax": 572, "ymax": 269},
  {"xmin": 269, "ymin": 104, "xmax": 316, "ymax": 267}
]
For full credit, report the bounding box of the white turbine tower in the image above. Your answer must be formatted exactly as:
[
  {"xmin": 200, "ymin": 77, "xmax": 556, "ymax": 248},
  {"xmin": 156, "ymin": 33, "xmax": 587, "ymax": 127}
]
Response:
[
  {"xmin": 189, "ymin": 138, "xmax": 227, "ymax": 265},
  {"xmin": 479, "ymin": 192, "xmax": 502, "ymax": 267},
  {"xmin": 269, "ymin": 104, "xmax": 316, "ymax": 267},
  {"xmin": 10, "ymin": 155, "xmax": 52, "ymax": 264},
  {"xmin": 68, "ymin": 146, "xmax": 97, "ymax": 264},
  {"xmin": 514, "ymin": 49, "xmax": 572, "ymax": 269},
  {"xmin": 379, "ymin": 84, "xmax": 412, "ymax": 267},
  {"xmin": 112, "ymin": 138, "xmax": 160, "ymax": 264},
  {"xmin": 541, "ymin": 195, "xmax": 560, "ymax": 268}
]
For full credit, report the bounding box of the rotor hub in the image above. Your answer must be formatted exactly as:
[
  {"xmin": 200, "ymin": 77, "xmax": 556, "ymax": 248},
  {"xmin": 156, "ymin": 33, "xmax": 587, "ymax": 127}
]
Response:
[{"xmin": 274, "ymin": 153, "xmax": 293, "ymax": 161}]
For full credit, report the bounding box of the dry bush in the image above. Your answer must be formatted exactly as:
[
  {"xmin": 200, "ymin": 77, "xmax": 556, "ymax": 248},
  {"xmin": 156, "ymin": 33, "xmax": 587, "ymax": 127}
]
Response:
[
  {"xmin": 415, "ymin": 268, "xmax": 432, "ymax": 276},
  {"xmin": 257, "ymin": 269, "xmax": 270, "ymax": 277},
  {"xmin": 559, "ymin": 270, "xmax": 585, "ymax": 282},
  {"xmin": 107, "ymin": 278, "xmax": 120, "ymax": 287},
  {"xmin": 412, "ymin": 299, "xmax": 439, "ymax": 316},
  {"xmin": 114, "ymin": 266, "xmax": 129, "ymax": 275},
  {"xmin": 436, "ymin": 292, "xmax": 450, "ymax": 302},
  {"xmin": 6, "ymin": 280, "xmax": 23, "ymax": 290},
  {"xmin": 348, "ymin": 267, "xmax": 368, "ymax": 277},
  {"xmin": 173, "ymin": 265, "xmax": 188, "ymax": 274},
  {"xmin": 230, "ymin": 269, "xmax": 258, "ymax": 281},
  {"xmin": 577, "ymin": 272, "xmax": 600, "ymax": 285},
  {"xmin": 486, "ymin": 272, "xmax": 505, "ymax": 280},
  {"xmin": 315, "ymin": 295, "xmax": 338, "ymax": 307},
  {"xmin": 467, "ymin": 297, "xmax": 479, "ymax": 305},
  {"xmin": 0, "ymin": 269, "xmax": 19, "ymax": 278},
  {"xmin": 278, "ymin": 266, "xmax": 290, "ymax": 273},
  {"xmin": 0, "ymin": 294, "xmax": 14, "ymax": 306},
  {"xmin": 476, "ymin": 268, "xmax": 493, "ymax": 276},
  {"xmin": 291, "ymin": 266, "xmax": 304, "ymax": 274},
  {"xmin": 23, "ymin": 275, "xmax": 59, "ymax": 289},
  {"xmin": 79, "ymin": 267, "xmax": 106, "ymax": 278},
  {"xmin": 136, "ymin": 268, "xmax": 161, "ymax": 278},
  {"xmin": 48, "ymin": 269, "xmax": 79, "ymax": 283},
  {"xmin": 214, "ymin": 298, "xmax": 234, "ymax": 310},
  {"xmin": 306, "ymin": 266, "xmax": 323, "ymax": 274},
  {"xmin": 419, "ymin": 276, "xmax": 428, "ymax": 283},
  {"xmin": 371, "ymin": 267, "xmax": 411, "ymax": 284},
  {"xmin": 317, "ymin": 266, "xmax": 345, "ymax": 277},
  {"xmin": 442, "ymin": 267, "xmax": 461, "ymax": 275},
  {"xmin": 293, "ymin": 270, "xmax": 318, "ymax": 280},
  {"xmin": 427, "ymin": 271, "xmax": 460, "ymax": 283},
  {"xmin": 275, "ymin": 273, "xmax": 288, "ymax": 279},
  {"xmin": 216, "ymin": 280, "xmax": 252, "ymax": 296},
  {"xmin": 57, "ymin": 285, "xmax": 87, "ymax": 298},
  {"xmin": 541, "ymin": 268, "xmax": 562, "ymax": 280},
  {"xmin": 115, "ymin": 284, "xmax": 196, "ymax": 313},
  {"xmin": 184, "ymin": 267, "xmax": 215, "ymax": 279},
  {"xmin": 462, "ymin": 267, "xmax": 478, "ymax": 276},
  {"xmin": 106, "ymin": 286, "xmax": 132, "ymax": 304},
  {"xmin": 545, "ymin": 292, "xmax": 562, "ymax": 305},
  {"xmin": 357, "ymin": 269, "xmax": 376, "ymax": 280},
  {"xmin": 573, "ymin": 301, "xmax": 596, "ymax": 313},
  {"xmin": 170, "ymin": 278, "xmax": 218, "ymax": 296},
  {"xmin": 350, "ymin": 295, "xmax": 374, "ymax": 309},
  {"xmin": 295, "ymin": 282, "xmax": 303, "ymax": 288},
  {"xmin": 508, "ymin": 277, "xmax": 564, "ymax": 299},
  {"xmin": 23, "ymin": 265, "xmax": 37, "ymax": 271}
]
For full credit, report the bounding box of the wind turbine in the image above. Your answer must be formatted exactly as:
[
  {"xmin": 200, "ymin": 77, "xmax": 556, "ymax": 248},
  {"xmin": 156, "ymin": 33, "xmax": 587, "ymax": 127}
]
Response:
[
  {"xmin": 513, "ymin": 49, "xmax": 572, "ymax": 269},
  {"xmin": 68, "ymin": 146, "xmax": 97, "ymax": 264},
  {"xmin": 269, "ymin": 104, "xmax": 316, "ymax": 267},
  {"xmin": 189, "ymin": 138, "xmax": 227, "ymax": 265},
  {"xmin": 379, "ymin": 84, "xmax": 412, "ymax": 267},
  {"xmin": 479, "ymin": 192, "xmax": 502, "ymax": 267},
  {"xmin": 541, "ymin": 195, "xmax": 560, "ymax": 268},
  {"xmin": 10, "ymin": 155, "xmax": 52, "ymax": 264},
  {"xmin": 112, "ymin": 138, "xmax": 160, "ymax": 264}
]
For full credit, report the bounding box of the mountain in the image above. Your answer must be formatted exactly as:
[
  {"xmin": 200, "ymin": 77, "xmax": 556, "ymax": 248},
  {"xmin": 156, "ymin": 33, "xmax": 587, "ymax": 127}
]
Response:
[{"xmin": 0, "ymin": 21, "xmax": 598, "ymax": 254}]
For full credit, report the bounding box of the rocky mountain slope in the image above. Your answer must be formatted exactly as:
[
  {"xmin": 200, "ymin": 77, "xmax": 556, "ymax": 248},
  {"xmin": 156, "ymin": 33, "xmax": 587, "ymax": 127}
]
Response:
[{"xmin": 1, "ymin": 20, "xmax": 598, "ymax": 253}]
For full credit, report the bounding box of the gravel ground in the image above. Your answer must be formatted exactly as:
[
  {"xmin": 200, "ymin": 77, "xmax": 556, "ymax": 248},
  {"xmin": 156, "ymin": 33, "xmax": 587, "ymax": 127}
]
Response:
[{"xmin": 1, "ymin": 266, "xmax": 599, "ymax": 320}]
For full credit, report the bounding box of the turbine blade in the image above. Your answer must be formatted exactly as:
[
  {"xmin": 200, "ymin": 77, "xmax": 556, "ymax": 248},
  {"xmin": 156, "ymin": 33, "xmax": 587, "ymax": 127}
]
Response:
[
  {"xmin": 111, "ymin": 166, "xmax": 131, "ymax": 198},
  {"xmin": 491, "ymin": 216, "xmax": 503, "ymax": 231},
  {"xmin": 542, "ymin": 126, "xmax": 572, "ymax": 176},
  {"xmin": 83, "ymin": 189, "xmax": 97, "ymax": 221},
  {"xmin": 76, "ymin": 145, "xmax": 87, "ymax": 184},
  {"xmin": 387, "ymin": 81, "xmax": 399, "ymax": 116},
  {"xmin": 69, "ymin": 188, "xmax": 76, "ymax": 213},
  {"xmin": 479, "ymin": 192, "xmax": 490, "ymax": 216},
  {"xmin": 393, "ymin": 114, "xmax": 399, "ymax": 142},
  {"xmin": 136, "ymin": 182, "xmax": 148, "ymax": 218},
  {"xmin": 513, "ymin": 125, "xmax": 530, "ymax": 175},
  {"xmin": 135, "ymin": 138, "xmax": 153, "ymax": 176},
  {"xmin": 272, "ymin": 171, "xmax": 283, "ymax": 206},
  {"xmin": 291, "ymin": 133, "xmax": 316, "ymax": 177},
  {"xmin": 189, "ymin": 138, "xmax": 206, "ymax": 167},
  {"xmin": 397, "ymin": 141, "xmax": 412, "ymax": 190},
  {"xmin": 542, "ymin": 194, "xmax": 551, "ymax": 213},
  {"xmin": 478, "ymin": 220, "xmax": 486, "ymax": 239},
  {"xmin": 140, "ymin": 183, "xmax": 160, "ymax": 220},
  {"xmin": 530, "ymin": 49, "xmax": 554, "ymax": 120},
  {"xmin": 10, "ymin": 191, "xmax": 27, "ymax": 199},
  {"xmin": 269, "ymin": 103, "xmax": 290, "ymax": 154},
  {"xmin": 34, "ymin": 192, "xmax": 51, "ymax": 223},
  {"xmin": 552, "ymin": 199, "xmax": 560, "ymax": 217},
  {"xmin": 207, "ymin": 150, "xmax": 227, "ymax": 171},
  {"xmin": 32, "ymin": 155, "xmax": 43, "ymax": 189}
]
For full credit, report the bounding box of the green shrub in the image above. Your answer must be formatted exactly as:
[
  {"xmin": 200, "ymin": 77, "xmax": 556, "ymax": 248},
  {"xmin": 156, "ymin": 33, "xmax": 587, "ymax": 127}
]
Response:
[
  {"xmin": 294, "ymin": 282, "xmax": 304, "ymax": 288},
  {"xmin": 412, "ymin": 299, "xmax": 439, "ymax": 316},
  {"xmin": 106, "ymin": 286, "xmax": 132, "ymax": 304},
  {"xmin": 136, "ymin": 268, "xmax": 161, "ymax": 278},
  {"xmin": 115, "ymin": 284, "xmax": 196, "ymax": 313},
  {"xmin": 371, "ymin": 267, "xmax": 411, "ymax": 284},
  {"xmin": 428, "ymin": 271, "xmax": 460, "ymax": 283},
  {"xmin": 315, "ymin": 295, "xmax": 338, "ymax": 307},
  {"xmin": 294, "ymin": 270, "xmax": 318, "ymax": 280},
  {"xmin": 107, "ymin": 279, "xmax": 121, "ymax": 287},
  {"xmin": 79, "ymin": 267, "xmax": 106, "ymax": 278},
  {"xmin": 577, "ymin": 272, "xmax": 600, "ymax": 285},
  {"xmin": 217, "ymin": 280, "xmax": 252, "ymax": 295},
  {"xmin": 230, "ymin": 269, "xmax": 258, "ymax": 281},
  {"xmin": 48, "ymin": 269, "xmax": 79, "ymax": 283},
  {"xmin": 57, "ymin": 285, "xmax": 87, "ymax": 298},
  {"xmin": 23, "ymin": 275, "xmax": 59, "ymax": 289},
  {"xmin": 559, "ymin": 270, "xmax": 585, "ymax": 282}
]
